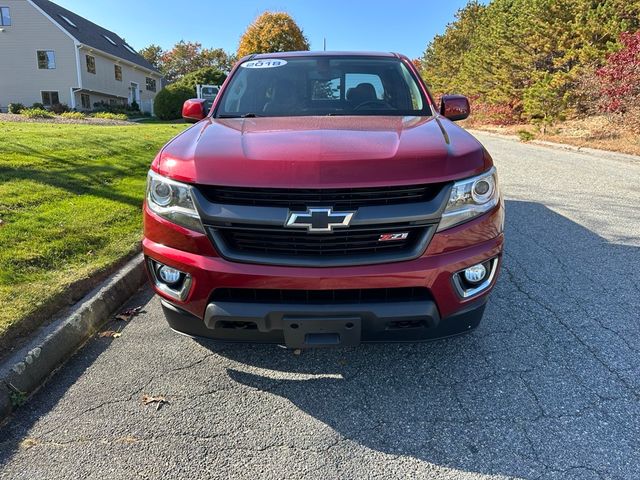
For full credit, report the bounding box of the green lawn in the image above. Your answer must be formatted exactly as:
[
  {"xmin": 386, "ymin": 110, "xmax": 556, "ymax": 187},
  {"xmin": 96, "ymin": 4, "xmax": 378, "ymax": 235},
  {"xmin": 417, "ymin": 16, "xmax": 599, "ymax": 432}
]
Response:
[{"xmin": 0, "ymin": 121, "xmax": 188, "ymax": 344}]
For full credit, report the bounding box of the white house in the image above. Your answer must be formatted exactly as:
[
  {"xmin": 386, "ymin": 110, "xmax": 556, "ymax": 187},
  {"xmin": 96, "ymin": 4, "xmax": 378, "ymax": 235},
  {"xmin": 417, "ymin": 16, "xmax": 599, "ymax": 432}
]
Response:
[{"xmin": 0, "ymin": 0, "xmax": 163, "ymax": 113}]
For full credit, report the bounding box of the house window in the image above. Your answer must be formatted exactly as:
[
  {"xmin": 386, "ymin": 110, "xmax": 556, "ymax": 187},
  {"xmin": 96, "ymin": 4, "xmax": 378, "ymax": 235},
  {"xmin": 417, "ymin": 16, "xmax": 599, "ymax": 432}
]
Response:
[
  {"xmin": 146, "ymin": 77, "xmax": 157, "ymax": 92},
  {"xmin": 86, "ymin": 55, "xmax": 96, "ymax": 74},
  {"xmin": 114, "ymin": 65, "xmax": 122, "ymax": 81},
  {"xmin": 80, "ymin": 93, "xmax": 91, "ymax": 109},
  {"xmin": 41, "ymin": 91, "xmax": 60, "ymax": 106},
  {"xmin": 37, "ymin": 50, "xmax": 56, "ymax": 69},
  {"xmin": 0, "ymin": 7, "xmax": 10, "ymax": 26}
]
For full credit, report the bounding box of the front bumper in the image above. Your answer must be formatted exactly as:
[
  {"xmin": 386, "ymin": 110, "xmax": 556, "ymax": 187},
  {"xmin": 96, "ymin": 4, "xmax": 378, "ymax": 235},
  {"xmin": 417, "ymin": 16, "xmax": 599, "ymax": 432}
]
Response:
[
  {"xmin": 161, "ymin": 296, "xmax": 487, "ymax": 347},
  {"xmin": 143, "ymin": 203, "xmax": 504, "ymax": 345}
]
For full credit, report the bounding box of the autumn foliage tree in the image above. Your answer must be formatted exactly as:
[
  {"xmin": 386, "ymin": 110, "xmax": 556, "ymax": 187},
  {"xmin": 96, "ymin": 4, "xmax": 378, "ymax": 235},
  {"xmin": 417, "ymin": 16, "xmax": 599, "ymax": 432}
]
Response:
[
  {"xmin": 596, "ymin": 31, "xmax": 640, "ymax": 131},
  {"xmin": 421, "ymin": 0, "xmax": 640, "ymax": 126},
  {"xmin": 141, "ymin": 41, "xmax": 235, "ymax": 82},
  {"xmin": 237, "ymin": 12, "xmax": 310, "ymax": 58}
]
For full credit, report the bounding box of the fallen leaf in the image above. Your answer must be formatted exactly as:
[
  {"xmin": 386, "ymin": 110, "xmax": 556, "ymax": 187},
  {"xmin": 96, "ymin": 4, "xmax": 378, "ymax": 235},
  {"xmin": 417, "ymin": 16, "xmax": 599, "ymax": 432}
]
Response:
[
  {"xmin": 142, "ymin": 394, "xmax": 169, "ymax": 411},
  {"xmin": 98, "ymin": 330, "xmax": 121, "ymax": 338},
  {"xmin": 293, "ymin": 349, "xmax": 302, "ymax": 356},
  {"xmin": 117, "ymin": 435, "xmax": 140, "ymax": 444},
  {"xmin": 115, "ymin": 306, "xmax": 143, "ymax": 322},
  {"xmin": 19, "ymin": 438, "xmax": 37, "ymax": 450}
]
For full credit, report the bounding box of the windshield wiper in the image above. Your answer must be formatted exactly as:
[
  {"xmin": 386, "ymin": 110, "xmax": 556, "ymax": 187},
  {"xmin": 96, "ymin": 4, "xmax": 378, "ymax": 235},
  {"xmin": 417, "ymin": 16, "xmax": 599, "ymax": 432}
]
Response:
[{"xmin": 218, "ymin": 113, "xmax": 261, "ymax": 118}]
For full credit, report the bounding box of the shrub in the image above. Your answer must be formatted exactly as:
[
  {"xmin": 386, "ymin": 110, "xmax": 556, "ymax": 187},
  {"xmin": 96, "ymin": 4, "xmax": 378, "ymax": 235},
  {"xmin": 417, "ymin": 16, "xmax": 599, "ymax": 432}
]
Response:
[
  {"xmin": 154, "ymin": 84, "xmax": 195, "ymax": 120},
  {"xmin": 468, "ymin": 99, "xmax": 522, "ymax": 126},
  {"xmin": 8, "ymin": 103, "xmax": 25, "ymax": 114},
  {"xmin": 174, "ymin": 67, "xmax": 227, "ymax": 96},
  {"xmin": 92, "ymin": 101, "xmax": 111, "ymax": 112},
  {"xmin": 517, "ymin": 130, "xmax": 536, "ymax": 142},
  {"xmin": 128, "ymin": 100, "xmax": 140, "ymax": 112},
  {"xmin": 92, "ymin": 101, "xmax": 129, "ymax": 114},
  {"xmin": 31, "ymin": 102, "xmax": 45, "ymax": 110},
  {"xmin": 91, "ymin": 112, "xmax": 129, "ymax": 121},
  {"xmin": 597, "ymin": 31, "xmax": 640, "ymax": 133},
  {"xmin": 60, "ymin": 111, "xmax": 86, "ymax": 119},
  {"xmin": 50, "ymin": 103, "xmax": 70, "ymax": 114},
  {"xmin": 21, "ymin": 108, "xmax": 55, "ymax": 119}
]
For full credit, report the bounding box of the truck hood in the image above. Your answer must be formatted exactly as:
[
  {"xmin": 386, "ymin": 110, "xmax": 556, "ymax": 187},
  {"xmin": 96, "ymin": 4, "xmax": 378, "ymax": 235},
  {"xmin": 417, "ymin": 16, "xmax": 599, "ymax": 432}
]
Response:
[{"xmin": 155, "ymin": 116, "xmax": 490, "ymax": 188}]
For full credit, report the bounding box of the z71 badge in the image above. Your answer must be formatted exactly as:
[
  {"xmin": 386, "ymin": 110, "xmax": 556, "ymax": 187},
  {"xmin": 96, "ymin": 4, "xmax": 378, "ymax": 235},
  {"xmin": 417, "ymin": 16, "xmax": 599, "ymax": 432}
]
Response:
[{"xmin": 379, "ymin": 232, "xmax": 410, "ymax": 242}]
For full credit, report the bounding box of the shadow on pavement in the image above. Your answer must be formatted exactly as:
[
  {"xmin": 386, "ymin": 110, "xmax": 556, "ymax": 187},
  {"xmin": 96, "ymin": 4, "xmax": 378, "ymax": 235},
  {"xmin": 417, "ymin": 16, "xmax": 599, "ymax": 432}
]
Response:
[
  {"xmin": 197, "ymin": 200, "xmax": 639, "ymax": 478},
  {"xmin": 1, "ymin": 201, "xmax": 638, "ymax": 478}
]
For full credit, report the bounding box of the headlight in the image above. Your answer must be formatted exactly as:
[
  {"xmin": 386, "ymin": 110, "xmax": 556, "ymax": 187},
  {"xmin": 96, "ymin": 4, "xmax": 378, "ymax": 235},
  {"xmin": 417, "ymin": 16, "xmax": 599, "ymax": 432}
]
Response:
[
  {"xmin": 437, "ymin": 167, "xmax": 500, "ymax": 232},
  {"xmin": 146, "ymin": 170, "xmax": 204, "ymax": 233}
]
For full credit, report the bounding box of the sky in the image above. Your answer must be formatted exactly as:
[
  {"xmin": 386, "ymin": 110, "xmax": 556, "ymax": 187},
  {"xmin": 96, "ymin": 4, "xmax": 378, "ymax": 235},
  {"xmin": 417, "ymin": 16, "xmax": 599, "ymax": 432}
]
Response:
[{"xmin": 52, "ymin": 0, "xmax": 472, "ymax": 59}]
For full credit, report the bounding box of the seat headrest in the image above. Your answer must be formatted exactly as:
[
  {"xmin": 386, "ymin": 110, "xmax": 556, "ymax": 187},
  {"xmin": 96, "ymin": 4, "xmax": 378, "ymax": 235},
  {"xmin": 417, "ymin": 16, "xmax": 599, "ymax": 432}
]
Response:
[{"xmin": 346, "ymin": 83, "xmax": 378, "ymax": 104}]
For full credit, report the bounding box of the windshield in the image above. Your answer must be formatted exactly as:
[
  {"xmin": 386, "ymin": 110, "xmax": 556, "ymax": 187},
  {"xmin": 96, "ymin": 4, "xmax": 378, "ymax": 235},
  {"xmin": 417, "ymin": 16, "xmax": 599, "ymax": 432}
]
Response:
[{"xmin": 214, "ymin": 56, "xmax": 432, "ymax": 118}]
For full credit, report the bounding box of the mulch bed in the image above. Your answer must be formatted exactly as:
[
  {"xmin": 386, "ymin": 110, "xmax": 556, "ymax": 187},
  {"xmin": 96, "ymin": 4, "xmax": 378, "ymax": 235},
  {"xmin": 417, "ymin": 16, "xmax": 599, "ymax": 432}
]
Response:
[{"xmin": 0, "ymin": 113, "xmax": 134, "ymax": 126}]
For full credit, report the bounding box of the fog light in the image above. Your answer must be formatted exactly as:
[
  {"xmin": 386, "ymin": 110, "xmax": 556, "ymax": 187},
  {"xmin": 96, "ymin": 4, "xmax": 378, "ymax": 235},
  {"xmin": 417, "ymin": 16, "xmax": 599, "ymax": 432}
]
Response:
[
  {"xmin": 158, "ymin": 265, "xmax": 181, "ymax": 285},
  {"xmin": 147, "ymin": 258, "xmax": 193, "ymax": 301},
  {"xmin": 464, "ymin": 263, "xmax": 487, "ymax": 284}
]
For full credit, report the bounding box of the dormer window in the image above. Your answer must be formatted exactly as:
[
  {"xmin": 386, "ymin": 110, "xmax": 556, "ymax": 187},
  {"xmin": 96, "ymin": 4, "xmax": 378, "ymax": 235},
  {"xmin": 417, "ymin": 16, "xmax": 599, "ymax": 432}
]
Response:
[
  {"xmin": 1, "ymin": 7, "xmax": 11, "ymax": 26},
  {"xmin": 103, "ymin": 34, "xmax": 117, "ymax": 46},
  {"xmin": 58, "ymin": 14, "xmax": 76, "ymax": 28}
]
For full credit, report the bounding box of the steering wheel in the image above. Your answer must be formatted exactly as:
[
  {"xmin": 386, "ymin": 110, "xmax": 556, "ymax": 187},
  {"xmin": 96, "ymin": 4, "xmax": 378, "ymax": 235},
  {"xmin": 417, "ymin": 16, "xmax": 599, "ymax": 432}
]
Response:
[{"xmin": 353, "ymin": 99, "xmax": 393, "ymax": 111}]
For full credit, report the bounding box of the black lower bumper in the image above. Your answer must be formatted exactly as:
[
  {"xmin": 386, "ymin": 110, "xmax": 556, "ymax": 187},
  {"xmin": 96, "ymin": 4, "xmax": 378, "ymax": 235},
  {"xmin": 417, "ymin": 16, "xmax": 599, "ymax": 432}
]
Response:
[{"xmin": 161, "ymin": 297, "xmax": 486, "ymax": 348}]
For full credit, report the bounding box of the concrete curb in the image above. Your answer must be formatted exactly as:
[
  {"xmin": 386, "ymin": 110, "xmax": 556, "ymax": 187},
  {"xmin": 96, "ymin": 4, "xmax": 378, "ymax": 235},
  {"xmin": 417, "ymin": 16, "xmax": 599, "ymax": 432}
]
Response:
[
  {"xmin": 0, "ymin": 254, "xmax": 146, "ymax": 422},
  {"xmin": 468, "ymin": 129, "xmax": 640, "ymax": 164}
]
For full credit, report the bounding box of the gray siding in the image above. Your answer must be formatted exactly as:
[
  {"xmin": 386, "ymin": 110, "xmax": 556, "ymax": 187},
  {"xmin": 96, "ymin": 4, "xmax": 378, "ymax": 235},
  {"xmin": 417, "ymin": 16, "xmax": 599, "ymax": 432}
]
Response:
[
  {"xmin": 79, "ymin": 47, "xmax": 161, "ymax": 112},
  {"xmin": 0, "ymin": 0, "xmax": 78, "ymax": 110},
  {"xmin": 0, "ymin": 0, "xmax": 162, "ymax": 113}
]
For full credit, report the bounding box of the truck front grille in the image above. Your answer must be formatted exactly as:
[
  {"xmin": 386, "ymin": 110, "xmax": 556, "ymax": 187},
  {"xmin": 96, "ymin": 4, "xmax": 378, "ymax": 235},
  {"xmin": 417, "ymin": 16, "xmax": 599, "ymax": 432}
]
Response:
[
  {"xmin": 199, "ymin": 184, "xmax": 444, "ymax": 209},
  {"xmin": 209, "ymin": 223, "xmax": 433, "ymax": 267},
  {"xmin": 193, "ymin": 183, "xmax": 449, "ymax": 267}
]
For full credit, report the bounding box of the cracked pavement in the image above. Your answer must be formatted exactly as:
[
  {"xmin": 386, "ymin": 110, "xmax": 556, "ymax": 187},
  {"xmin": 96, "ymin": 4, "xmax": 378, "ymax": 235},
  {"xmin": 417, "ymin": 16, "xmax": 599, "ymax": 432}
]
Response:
[{"xmin": 1, "ymin": 133, "xmax": 639, "ymax": 479}]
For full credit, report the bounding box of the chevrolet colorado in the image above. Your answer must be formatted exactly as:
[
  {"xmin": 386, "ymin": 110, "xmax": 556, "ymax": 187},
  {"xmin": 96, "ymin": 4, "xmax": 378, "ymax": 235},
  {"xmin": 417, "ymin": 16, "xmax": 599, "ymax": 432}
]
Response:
[{"xmin": 143, "ymin": 51, "xmax": 504, "ymax": 348}]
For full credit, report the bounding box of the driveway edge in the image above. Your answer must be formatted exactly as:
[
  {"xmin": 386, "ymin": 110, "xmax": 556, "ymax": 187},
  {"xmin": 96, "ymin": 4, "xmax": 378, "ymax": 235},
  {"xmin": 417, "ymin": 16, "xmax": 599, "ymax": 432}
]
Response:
[
  {"xmin": 468, "ymin": 129, "xmax": 640, "ymax": 164},
  {"xmin": 0, "ymin": 254, "xmax": 146, "ymax": 422}
]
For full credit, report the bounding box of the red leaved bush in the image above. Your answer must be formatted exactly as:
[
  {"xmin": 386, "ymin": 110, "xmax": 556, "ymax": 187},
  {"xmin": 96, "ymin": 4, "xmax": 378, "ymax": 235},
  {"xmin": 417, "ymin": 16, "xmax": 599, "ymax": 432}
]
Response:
[
  {"xmin": 596, "ymin": 31, "xmax": 640, "ymax": 131},
  {"xmin": 463, "ymin": 96, "xmax": 522, "ymax": 126}
]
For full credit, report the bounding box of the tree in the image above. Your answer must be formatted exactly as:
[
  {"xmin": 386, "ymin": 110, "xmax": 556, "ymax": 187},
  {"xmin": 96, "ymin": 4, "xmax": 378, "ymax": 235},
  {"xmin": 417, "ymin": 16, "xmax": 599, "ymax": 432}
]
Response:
[
  {"xmin": 140, "ymin": 41, "xmax": 235, "ymax": 82},
  {"xmin": 161, "ymin": 41, "xmax": 234, "ymax": 82},
  {"xmin": 237, "ymin": 12, "xmax": 310, "ymax": 58},
  {"xmin": 139, "ymin": 44, "xmax": 164, "ymax": 71},
  {"xmin": 420, "ymin": 0, "xmax": 640, "ymax": 126}
]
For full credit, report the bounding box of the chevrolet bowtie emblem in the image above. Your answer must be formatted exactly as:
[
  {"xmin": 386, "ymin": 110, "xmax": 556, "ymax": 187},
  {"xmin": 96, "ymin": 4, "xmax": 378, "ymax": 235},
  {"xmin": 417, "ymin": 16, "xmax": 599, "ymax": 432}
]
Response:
[{"xmin": 285, "ymin": 207, "xmax": 355, "ymax": 233}]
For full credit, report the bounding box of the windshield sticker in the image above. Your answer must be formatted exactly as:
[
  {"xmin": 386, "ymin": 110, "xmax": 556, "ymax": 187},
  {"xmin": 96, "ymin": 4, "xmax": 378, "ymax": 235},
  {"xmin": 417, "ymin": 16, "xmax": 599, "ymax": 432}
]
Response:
[{"xmin": 241, "ymin": 59, "xmax": 287, "ymax": 69}]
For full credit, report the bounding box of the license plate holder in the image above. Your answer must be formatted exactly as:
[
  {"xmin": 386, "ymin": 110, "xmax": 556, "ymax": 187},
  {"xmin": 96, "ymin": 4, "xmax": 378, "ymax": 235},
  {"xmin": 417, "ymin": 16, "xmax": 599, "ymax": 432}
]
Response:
[{"xmin": 282, "ymin": 316, "xmax": 362, "ymax": 348}]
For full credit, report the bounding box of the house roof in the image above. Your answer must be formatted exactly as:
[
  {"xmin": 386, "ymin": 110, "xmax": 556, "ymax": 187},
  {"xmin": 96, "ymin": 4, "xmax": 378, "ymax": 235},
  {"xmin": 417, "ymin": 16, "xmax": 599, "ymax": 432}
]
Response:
[{"xmin": 30, "ymin": 0, "xmax": 160, "ymax": 74}]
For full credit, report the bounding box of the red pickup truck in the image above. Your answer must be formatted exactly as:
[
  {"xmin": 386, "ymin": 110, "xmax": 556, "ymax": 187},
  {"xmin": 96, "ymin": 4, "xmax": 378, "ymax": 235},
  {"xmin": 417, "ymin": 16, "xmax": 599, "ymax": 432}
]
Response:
[{"xmin": 143, "ymin": 51, "xmax": 504, "ymax": 348}]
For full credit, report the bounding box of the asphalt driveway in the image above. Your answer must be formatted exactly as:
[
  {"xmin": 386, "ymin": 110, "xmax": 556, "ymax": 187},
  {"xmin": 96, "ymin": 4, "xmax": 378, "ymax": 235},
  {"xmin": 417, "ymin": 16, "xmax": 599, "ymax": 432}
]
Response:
[{"xmin": 1, "ymin": 132, "xmax": 639, "ymax": 479}]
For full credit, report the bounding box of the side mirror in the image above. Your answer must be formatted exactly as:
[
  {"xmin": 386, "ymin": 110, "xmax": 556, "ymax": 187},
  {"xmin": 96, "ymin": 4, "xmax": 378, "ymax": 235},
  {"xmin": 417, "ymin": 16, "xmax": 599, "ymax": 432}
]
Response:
[
  {"xmin": 182, "ymin": 98, "xmax": 207, "ymax": 122},
  {"xmin": 440, "ymin": 95, "xmax": 470, "ymax": 121}
]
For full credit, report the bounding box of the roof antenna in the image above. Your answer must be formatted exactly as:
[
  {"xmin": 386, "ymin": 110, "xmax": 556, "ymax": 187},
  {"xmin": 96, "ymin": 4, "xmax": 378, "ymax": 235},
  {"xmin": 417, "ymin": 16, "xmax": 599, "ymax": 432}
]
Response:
[{"xmin": 323, "ymin": 38, "xmax": 326, "ymax": 51}]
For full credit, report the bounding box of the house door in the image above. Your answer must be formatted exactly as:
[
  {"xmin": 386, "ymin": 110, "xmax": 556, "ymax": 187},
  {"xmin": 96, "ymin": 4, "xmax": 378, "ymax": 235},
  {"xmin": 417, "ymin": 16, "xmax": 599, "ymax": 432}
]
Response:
[{"xmin": 129, "ymin": 82, "xmax": 139, "ymax": 105}]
